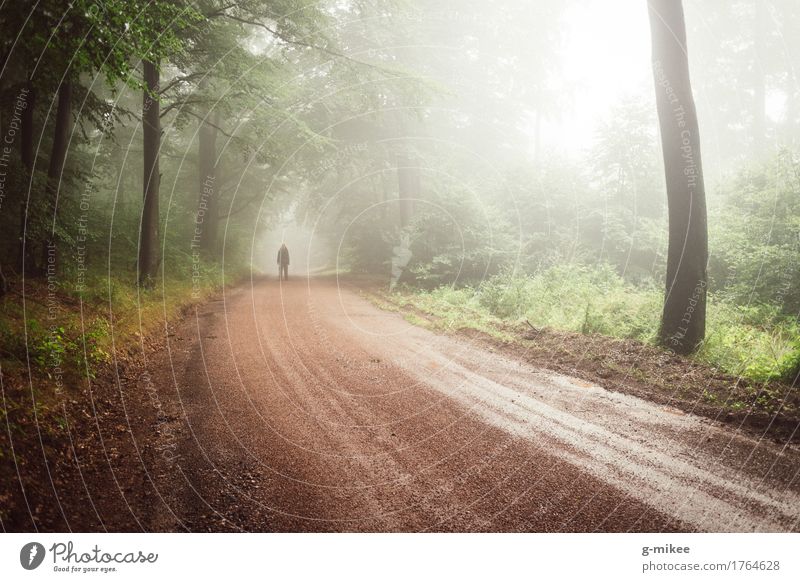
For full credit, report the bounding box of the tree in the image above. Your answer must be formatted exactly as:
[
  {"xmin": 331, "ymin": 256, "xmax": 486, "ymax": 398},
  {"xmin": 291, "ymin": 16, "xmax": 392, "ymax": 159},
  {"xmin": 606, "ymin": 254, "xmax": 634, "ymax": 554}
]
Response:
[
  {"xmin": 131, "ymin": 1, "xmax": 201, "ymax": 285},
  {"xmin": 154, "ymin": 0, "xmax": 345, "ymax": 260},
  {"xmin": 18, "ymin": 80, "xmax": 35, "ymax": 274},
  {"xmin": 1, "ymin": 0, "xmax": 161, "ymax": 275},
  {"xmin": 139, "ymin": 59, "xmax": 161, "ymax": 286},
  {"xmin": 648, "ymin": 0, "xmax": 709, "ymax": 355},
  {"xmin": 197, "ymin": 108, "xmax": 220, "ymax": 255},
  {"xmin": 41, "ymin": 81, "xmax": 72, "ymax": 270}
]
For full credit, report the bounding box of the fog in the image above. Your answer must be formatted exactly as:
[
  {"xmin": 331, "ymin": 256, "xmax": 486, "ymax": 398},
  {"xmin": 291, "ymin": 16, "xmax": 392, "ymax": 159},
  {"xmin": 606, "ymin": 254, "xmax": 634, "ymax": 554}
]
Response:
[
  {"xmin": 1, "ymin": 0, "xmax": 798, "ymax": 333},
  {"xmin": 258, "ymin": 222, "xmax": 332, "ymax": 277},
  {"xmin": 2, "ymin": 0, "xmax": 800, "ymax": 538},
  {"xmin": 236, "ymin": 0, "xmax": 799, "ymax": 290}
]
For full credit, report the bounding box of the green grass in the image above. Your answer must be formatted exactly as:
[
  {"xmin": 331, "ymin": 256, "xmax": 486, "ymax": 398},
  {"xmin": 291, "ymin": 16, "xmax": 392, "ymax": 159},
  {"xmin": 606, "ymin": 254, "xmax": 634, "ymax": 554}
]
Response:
[
  {"xmin": 389, "ymin": 264, "xmax": 800, "ymax": 383},
  {"xmin": 1, "ymin": 261, "xmax": 251, "ymax": 393}
]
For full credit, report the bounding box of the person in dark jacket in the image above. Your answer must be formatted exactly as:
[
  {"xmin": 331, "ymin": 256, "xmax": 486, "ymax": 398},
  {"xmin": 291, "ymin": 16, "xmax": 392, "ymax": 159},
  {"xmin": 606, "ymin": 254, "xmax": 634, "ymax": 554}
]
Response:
[{"xmin": 277, "ymin": 243, "xmax": 290, "ymax": 281}]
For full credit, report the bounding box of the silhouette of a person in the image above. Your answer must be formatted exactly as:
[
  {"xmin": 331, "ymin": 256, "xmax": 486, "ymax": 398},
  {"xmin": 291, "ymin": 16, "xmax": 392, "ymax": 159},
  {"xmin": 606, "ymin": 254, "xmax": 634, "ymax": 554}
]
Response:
[{"xmin": 277, "ymin": 243, "xmax": 290, "ymax": 281}]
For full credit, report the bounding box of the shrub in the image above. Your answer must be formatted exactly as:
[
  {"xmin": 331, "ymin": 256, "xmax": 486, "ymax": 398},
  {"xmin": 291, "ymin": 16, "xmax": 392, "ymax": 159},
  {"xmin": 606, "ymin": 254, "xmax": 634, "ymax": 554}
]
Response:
[
  {"xmin": 401, "ymin": 263, "xmax": 800, "ymax": 383},
  {"xmin": 475, "ymin": 264, "xmax": 661, "ymax": 341}
]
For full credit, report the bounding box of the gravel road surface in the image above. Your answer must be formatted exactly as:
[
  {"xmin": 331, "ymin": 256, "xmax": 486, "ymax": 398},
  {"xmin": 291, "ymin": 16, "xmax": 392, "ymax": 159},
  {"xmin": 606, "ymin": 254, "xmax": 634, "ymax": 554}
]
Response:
[{"xmin": 137, "ymin": 278, "xmax": 800, "ymax": 532}]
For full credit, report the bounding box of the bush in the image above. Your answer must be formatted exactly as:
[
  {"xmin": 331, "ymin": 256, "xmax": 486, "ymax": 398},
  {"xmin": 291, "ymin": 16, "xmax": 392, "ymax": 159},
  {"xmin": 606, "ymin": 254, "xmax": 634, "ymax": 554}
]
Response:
[
  {"xmin": 709, "ymin": 150, "xmax": 800, "ymax": 315},
  {"xmin": 401, "ymin": 263, "xmax": 800, "ymax": 383},
  {"xmin": 700, "ymin": 301, "xmax": 800, "ymax": 382},
  {"xmin": 405, "ymin": 186, "xmax": 515, "ymax": 288},
  {"xmin": 476, "ymin": 264, "xmax": 662, "ymax": 341}
]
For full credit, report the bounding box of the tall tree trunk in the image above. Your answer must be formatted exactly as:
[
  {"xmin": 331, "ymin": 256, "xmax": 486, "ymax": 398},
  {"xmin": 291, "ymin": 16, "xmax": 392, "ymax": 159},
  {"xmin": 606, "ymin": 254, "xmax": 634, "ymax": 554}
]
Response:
[
  {"xmin": 648, "ymin": 0, "xmax": 708, "ymax": 355},
  {"xmin": 198, "ymin": 110, "xmax": 220, "ymax": 256},
  {"xmin": 17, "ymin": 81, "xmax": 35, "ymax": 274},
  {"xmin": 42, "ymin": 80, "xmax": 72, "ymax": 274},
  {"xmin": 139, "ymin": 59, "xmax": 160, "ymax": 286}
]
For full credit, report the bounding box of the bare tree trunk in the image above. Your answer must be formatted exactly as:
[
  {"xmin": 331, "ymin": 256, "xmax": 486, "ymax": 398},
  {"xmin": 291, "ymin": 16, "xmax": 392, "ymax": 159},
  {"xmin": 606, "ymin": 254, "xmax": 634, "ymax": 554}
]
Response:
[
  {"xmin": 648, "ymin": 0, "xmax": 708, "ymax": 355},
  {"xmin": 198, "ymin": 109, "xmax": 220, "ymax": 256},
  {"xmin": 17, "ymin": 81, "xmax": 35, "ymax": 274},
  {"xmin": 42, "ymin": 80, "xmax": 72, "ymax": 273},
  {"xmin": 139, "ymin": 60, "xmax": 160, "ymax": 286}
]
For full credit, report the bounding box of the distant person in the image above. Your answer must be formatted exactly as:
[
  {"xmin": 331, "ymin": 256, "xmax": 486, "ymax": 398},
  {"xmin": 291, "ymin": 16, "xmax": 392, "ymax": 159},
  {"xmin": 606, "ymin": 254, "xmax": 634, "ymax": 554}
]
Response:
[{"xmin": 277, "ymin": 243, "xmax": 290, "ymax": 281}]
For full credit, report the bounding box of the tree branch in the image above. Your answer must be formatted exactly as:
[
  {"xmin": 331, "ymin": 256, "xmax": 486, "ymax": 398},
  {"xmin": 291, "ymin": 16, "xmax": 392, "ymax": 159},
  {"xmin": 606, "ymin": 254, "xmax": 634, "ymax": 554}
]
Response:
[
  {"xmin": 220, "ymin": 12, "xmax": 398, "ymax": 75},
  {"xmin": 160, "ymin": 98, "xmax": 215, "ymax": 117},
  {"xmin": 219, "ymin": 190, "xmax": 274, "ymax": 220},
  {"xmin": 159, "ymin": 72, "xmax": 208, "ymax": 95},
  {"xmin": 175, "ymin": 107, "xmax": 244, "ymax": 142}
]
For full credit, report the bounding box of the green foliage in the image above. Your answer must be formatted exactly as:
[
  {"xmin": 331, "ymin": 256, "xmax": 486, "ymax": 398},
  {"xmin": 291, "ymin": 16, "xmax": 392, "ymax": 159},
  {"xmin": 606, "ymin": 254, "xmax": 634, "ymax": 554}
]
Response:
[
  {"xmin": 590, "ymin": 98, "xmax": 663, "ymax": 217},
  {"xmin": 401, "ymin": 263, "xmax": 800, "ymax": 383},
  {"xmin": 3, "ymin": 316, "xmax": 110, "ymax": 381},
  {"xmin": 476, "ymin": 264, "xmax": 662, "ymax": 341},
  {"xmin": 0, "ymin": 262, "xmax": 247, "ymax": 389},
  {"xmin": 343, "ymin": 210, "xmax": 397, "ymax": 274},
  {"xmin": 388, "ymin": 148, "xmax": 800, "ymax": 383},
  {"xmin": 709, "ymin": 150, "xmax": 800, "ymax": 315},
  {"xmin": 29, "ymin": 323, "xmax": 71, "ymax": 370},
  {"xmin": 699, "ymin": 301, "xmax": 800, "ymax": 382},
  {"xmin": 391, "ymin": 285, "xmax": 507, "ymax": 338},
  {"xmin": 1, "ymin": 0, "xmax": 798, "ymax": 395},
  {"xmin": 406, "ymin": 185, "xmax": 515, "ymax": 287}
]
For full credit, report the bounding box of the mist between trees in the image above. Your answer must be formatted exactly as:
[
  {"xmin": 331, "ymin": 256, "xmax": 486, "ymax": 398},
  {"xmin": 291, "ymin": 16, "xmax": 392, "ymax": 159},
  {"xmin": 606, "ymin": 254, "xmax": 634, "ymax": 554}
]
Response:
[{"xmin": 0, "ymin": 0, "xmax": 798, "ymax": 383}]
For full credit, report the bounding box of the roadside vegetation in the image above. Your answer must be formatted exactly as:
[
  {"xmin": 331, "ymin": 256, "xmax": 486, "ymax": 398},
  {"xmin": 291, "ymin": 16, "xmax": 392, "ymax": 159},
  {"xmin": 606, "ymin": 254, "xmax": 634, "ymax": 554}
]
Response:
[
  {"xmin": 353, "ymin": 147, "xmax": 800, "ymax": 433},
  {"xmin": 1, "ymin": 263, "xmax": 246, "ymax": 388},
  {"xmin": 0, "ymin": 262, "xmax": 247, "ymax": 449},
  {"xmin": 386, "ymin": 264, "xmax": 800, "ymax": 384},
  {"xmin": 0, "ymin": 261, "xmax": 249, "ymax": 528}
]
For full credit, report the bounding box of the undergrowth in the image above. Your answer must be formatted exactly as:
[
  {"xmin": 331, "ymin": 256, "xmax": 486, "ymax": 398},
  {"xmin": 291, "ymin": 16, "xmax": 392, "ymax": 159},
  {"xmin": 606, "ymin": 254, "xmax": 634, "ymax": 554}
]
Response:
[{"xmin": 390, "ymin": 264, "xmax": 800, "ymax": 383}]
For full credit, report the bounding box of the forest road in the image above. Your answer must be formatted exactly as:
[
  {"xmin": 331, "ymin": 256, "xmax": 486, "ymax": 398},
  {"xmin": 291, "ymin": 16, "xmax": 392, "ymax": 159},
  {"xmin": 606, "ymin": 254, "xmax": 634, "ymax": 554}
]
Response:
[{"xmin": 143, "ymin": 277, "xmax": 800, "ymax": 532}]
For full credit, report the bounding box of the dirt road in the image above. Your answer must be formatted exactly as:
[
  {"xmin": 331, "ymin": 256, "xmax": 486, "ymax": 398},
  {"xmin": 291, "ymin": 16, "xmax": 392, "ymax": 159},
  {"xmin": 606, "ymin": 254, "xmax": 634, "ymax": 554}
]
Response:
[{"xmin": 133, "ymin": 278, "xmax": 800, "ymax": 532}]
